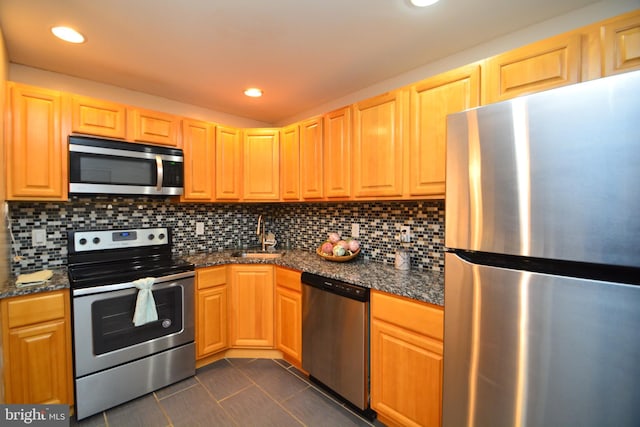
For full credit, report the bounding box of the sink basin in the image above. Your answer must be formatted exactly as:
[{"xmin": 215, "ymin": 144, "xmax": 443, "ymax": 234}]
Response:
[{"xmin": 231, "ymin": 250, "xmax": 285, "ymax": 259}]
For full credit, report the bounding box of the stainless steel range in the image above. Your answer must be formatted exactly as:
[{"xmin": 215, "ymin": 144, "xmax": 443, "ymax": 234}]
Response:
[{"xmin": 67, "ymin": 227, "xmax": 195, "ymax": 420}]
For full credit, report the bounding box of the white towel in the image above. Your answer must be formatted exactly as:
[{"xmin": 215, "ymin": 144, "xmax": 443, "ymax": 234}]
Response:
[{"xmin": 132, "ymin": 277, "xmax": 158, "ymax": 326}]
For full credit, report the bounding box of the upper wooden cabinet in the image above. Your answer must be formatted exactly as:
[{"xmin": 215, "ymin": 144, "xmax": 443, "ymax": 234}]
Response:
[
  {"xmin": 299, "ymin": 117, "xmax": 324, "ymax": 200},
  {"xmin": 228, "ymin": 265, "xmax": 274, "ymax": 348},
  {"xmin": 243, "ymin": 128, "xmax": 280, "ymax": 201},
  {"xmin": 485, "ymin": 32, "xmax": 582, "ymax": 103},
  {"xmin": 408, "ymin": 64, "xmax": 481, "ymax": 198},
  {"xmin": 71, "ymin": 95, "xmax": 127, "ymax": 139},
  {"xmin": 215, "ymin": 125, "xmax": 243, "ymax": 201},
  {"xmin": 602, "ymin": 11, "xmax": 640, "ymax": 76},
  {"xmin": 6, "ymin": 83, "xmax": 68, "ymax": 200},
  {"xmin": 1, "ymin": 290, "xmax": 73, "ymax": 405},
  {"xmin": 323, "ymin": 106, "xmax": 352, "ymax": 199},
  {"xmin": 127, "ymin": 108, "xmax": 180, "ymax": 146},
  {"xmin": 181, "ymin": 119, "xmax": 215, "ymax": 201},
  {"xmin": 353, "ymin": 91, "xmax": 406, "ymax": 198},
  {"xmin": 280, "ymin": 124, "xmax": 301, "ymax": 201}
]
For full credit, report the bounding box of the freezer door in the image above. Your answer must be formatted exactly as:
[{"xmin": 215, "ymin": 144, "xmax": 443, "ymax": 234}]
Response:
[
  {"xmin": 445, "ymin": 70, "xmax": 640, "ymax": 268},
  {"xmin": 443, "ymin": 253, "xmax": 640, "ymax": 427}
]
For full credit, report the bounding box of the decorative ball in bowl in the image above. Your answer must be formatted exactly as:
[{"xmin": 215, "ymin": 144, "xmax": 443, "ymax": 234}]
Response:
[{"xmin": 316, "ymin": 235, "xmax": 361, "ymax": 262}]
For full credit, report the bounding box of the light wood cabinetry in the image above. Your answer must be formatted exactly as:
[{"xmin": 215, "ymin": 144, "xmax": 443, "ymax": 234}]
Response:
[
  {"xmin": 195, "ymin": 266, "xmax": 228, "ymax": 358},
  {"xmin": 280, "ymin": 124, "xmax": 300, "ymax": 201},
  {"xmin": 323, "ymin": 106, "xmax": 352, "ymax": 199},
  {"xmin": 485, "ymin": 32, "xmax": 582, "ymax": 103},
  {"xmin": 408, "ymin": 64, "xmax": 481, "ymax": 198},
  {"xmin": 274, "ymin": 267, "xmax": 302, "ymax": 366},
  {"xmin": 228, "ymin": 265, "xmax": 274, "ymax": 348},
  {"xmin": 71, "ymin": 95, "xmax": 127, "ymax": 139},
  {"xmin": 243, "ymin": 128, "xmax": 280, "ymax": 201},
  {"xmin": 181, "ymin": 119, "xmax": 215, "ymax": 201},
  {"xmin": 353, "ymin": 91, "xmax": 405, "ymax": 198},
  {"xmin": 127, "ymin": 108, "xmax": 180, "ymax": 146},
  {"xmin": 299, "ymin": 116, "xmax": 324, "ymax": 199},
  {"xmin": 602, "ymin": 11, "xmax": 640, "ymax": 76},
  {"xmin": 370, "ymin": 290, "xmax": 443, "ymax": 427},
  {"xmin": 215, "ymin": 125, "xmax": 243, "ymax": 201},
  {"xmin": 1, "ymin": 290, "xmax": 73, "ymax": 405},
  {"xmin": 6, "ymin": 83, "xmax": 67, "ymax": 200}
]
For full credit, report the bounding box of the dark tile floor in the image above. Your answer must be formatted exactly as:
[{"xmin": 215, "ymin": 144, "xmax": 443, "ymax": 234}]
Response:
[{"xmin": 70, "ymin": 358, "xmax": 383, "ymax": 427}]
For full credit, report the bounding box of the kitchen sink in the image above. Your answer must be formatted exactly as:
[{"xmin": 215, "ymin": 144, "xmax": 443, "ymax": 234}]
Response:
[{"xmin": 230, "ymin": 250, "xmax": 285, "ymax": 259}]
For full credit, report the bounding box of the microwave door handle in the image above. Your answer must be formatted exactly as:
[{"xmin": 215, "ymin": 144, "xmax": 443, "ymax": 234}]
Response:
[{"xmin": 155, "ymin": 155, "xmax": 163, "ymax": 191}]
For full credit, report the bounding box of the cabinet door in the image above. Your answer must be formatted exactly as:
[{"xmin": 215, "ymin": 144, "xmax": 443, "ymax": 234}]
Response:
[
  {"xmin": 243, "ymin": 128, "xmax": 280, "ymax": 201},
  {"xmin": 196, "ymin": 286, "xmax": 228, "ymax": 358},
  {"xmin": 602, "ymin": 11, "xmax": 640, "ymax": 76},
  {"xmin": 300, "ymin": 117, "xmax": 324, "ymax": 199},
  {"xmin": 408, "ymin": 64, "xmax": 481, "ymax": 197},
  {"xmin": 228, "ymin": 265, "xmax": 274, "ymax": 348},
  {"xmin": 275, "ymin": 267, "xmax": 302, "ymax": 365},
  {"xmin": 280, "ymin": 124, "xmax": 300, "ymax": 201},
  {"xmin": 215, "ymin": 125, "xmax": 243, "ymax": 200},
  {"xmin": 181, "ymin": 119, "xmax": 215, "ymax": 201},
  {"xmin": 323, "ymin": 106, "xmax": 352, "ymax": 199},
  {"xmin": 6, "ymin": 83, "xmax": 67, "ymax": 200},
  {"xmin": 371, "ymin": 291, "xmax": 444, "ymax": 427},
  {"xmin": 5, "ymin": 319, "xmax": 71, "ymax": 404},
  {"xmin": 353, "ymin": 91, "xmax": 405, "ymax": 198},
  {"xmin": 128, "ymin": 108, "xmax": 180, "ymax": 146},
  {"xmin": 71, "ymin": 95, "xmax": 127, "ymax": 138},
  {"xmin": 485, "ymin": 33, "xmax": 581, "ymax": 103}
]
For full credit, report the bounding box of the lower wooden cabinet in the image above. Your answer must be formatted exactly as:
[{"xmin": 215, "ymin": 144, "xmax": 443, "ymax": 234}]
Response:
[
  {"xmin": 370, "ymin": 290, "xmax": 444, "ymax": 427},
  {"xmin": 274, "ymin": 267, "xmax": 302, "ymax": 366},
  {"xmin": 195, "ymin": 266, "xmax": 228, "ymax": 359},
  {"xmin": 228, "ymin": 265, "xmax": 274, "ymax": 348},
  {"xmin": 0, "ymin": 290, "xmax": 73, "ymax": 405}
]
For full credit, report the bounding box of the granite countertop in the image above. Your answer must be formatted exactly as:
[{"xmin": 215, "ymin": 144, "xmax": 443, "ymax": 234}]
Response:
[
  {"xmin": 0, "ymin": 269, "xmax": 70, "ymax": 299},
  {"xmin": 0, "ymin": 250, "xmax": 444, "ymax": 306},
  {"xmin": 186, "ymin": 249, "xmax": 444, "ymax": 306}
]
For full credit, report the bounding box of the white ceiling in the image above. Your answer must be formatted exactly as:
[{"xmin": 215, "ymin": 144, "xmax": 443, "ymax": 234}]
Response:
[{"xmin": 0, "ymin": 0, "xmax": 606, "ymax": 124}]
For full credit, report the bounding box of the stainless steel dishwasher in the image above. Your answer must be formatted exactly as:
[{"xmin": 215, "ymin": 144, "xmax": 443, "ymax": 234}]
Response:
[{"xmin": 301, "ymin": 272, "xmax": 374, "ymax": 419}]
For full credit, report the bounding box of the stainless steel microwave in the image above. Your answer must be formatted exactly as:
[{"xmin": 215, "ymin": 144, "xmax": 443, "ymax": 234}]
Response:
[{"xmin": 69, "ymin": 136, "xmax": 184, "ymax": 196}]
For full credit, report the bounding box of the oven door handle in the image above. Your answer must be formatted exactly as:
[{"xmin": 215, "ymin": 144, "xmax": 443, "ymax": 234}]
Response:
[{"xmin": 72, "ymin": 271, "xmax": 195, "ymax": 297}]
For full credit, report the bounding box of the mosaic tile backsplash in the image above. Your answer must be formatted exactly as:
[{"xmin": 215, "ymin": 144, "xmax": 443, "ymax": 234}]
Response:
[{"xmin": 7, "ymin": 197, "xmax": 445, "ymax": 275}]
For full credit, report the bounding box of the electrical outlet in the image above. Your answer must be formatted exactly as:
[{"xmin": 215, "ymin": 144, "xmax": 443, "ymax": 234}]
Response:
[
  {"xmin": 400, "ymin": 226, "xmax": 411, "ymax": 243},
  {"xmin": 32, "ymin": 229, "xmax": 46, "ymax": 246},
  {"xmin": 195, "ymin": 222, "xmax": 205, "ymax": 235},
  {"xmin": 351, "ymin": 223, "xmax": 360, "ymax": 238}
]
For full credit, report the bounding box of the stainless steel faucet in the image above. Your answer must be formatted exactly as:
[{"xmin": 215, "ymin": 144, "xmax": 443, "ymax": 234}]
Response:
[{"xmin": 257, "ymin": 215, "xmax": 266, "ymax": 251}]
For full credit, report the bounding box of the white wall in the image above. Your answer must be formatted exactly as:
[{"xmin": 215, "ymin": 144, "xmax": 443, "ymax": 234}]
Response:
[{"xmin": 278, "ymin": 0, "xmax": 640, "ymax": 125}]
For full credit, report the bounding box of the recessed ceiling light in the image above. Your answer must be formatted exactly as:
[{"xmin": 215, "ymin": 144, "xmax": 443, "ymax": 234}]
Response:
[
  {"xmin": 244, "ymin": 88, "xmax": 263, "ymax": 98},
  {"xmin": 51, "ymin": 26, "xmax": 85, "ymax": 44},
  {"xmin": 410, "ymin": 0, "xmax": 440, "ymax": 6}
]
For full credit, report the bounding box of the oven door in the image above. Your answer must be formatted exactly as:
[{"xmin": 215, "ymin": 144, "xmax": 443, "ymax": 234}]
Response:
[{"xmin": 72, "ymin": 272, "xmax": 194, "ymax": 377}]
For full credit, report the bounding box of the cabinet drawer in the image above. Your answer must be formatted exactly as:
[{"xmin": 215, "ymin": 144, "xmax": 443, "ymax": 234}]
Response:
[
  {"xmin": 5, "ymin": 291, "xmax": 66, "ymax": 329},
  {"xmin": 197, "ymin": 266, "xmax": 226, "ymax": 290},
  {"xmin": 275, "ymin": 267, "xmax": 301, "ymax": 292},
  {"xmin": 371, "ymin": 291, "xmax": 443, "ymax": 341}
]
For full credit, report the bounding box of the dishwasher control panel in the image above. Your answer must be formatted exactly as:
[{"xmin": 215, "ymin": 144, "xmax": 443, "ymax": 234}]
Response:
[{"xmin": 301, "ymin": 272, "xmax": 369, "ymax": 302}]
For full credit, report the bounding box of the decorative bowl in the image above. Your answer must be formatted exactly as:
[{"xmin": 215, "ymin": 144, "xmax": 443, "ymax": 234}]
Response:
[{"xmin": 316, "ymin": 247, "xmax": 360, "ymax": 262}]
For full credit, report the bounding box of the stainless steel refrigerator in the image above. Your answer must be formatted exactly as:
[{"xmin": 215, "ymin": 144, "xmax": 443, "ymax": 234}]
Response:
[{"xmin": 443, "ymin": 70, "xmax": 640, "ymax": 427}]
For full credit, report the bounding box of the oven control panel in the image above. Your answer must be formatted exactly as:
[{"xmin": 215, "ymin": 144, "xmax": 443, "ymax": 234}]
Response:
[{"xmin": 71, "ymin": 227, "xmax": 169, "ymax": 252}]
